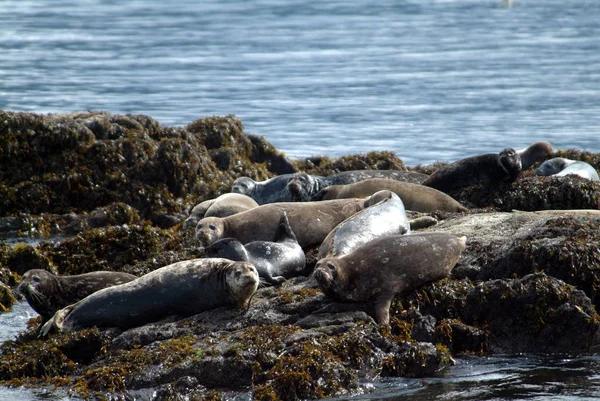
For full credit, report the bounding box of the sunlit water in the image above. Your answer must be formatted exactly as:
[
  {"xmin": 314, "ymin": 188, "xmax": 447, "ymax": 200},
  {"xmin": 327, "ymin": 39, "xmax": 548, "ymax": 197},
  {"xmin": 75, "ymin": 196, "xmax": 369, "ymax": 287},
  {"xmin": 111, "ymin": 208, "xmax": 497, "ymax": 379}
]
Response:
[
  {"xmin": 1, "ymin": 0, "xmax": 599, "ymax": 166},
  {"xmin": 1, "ymin": 0, "xmax": 600, "ymax": 399}
]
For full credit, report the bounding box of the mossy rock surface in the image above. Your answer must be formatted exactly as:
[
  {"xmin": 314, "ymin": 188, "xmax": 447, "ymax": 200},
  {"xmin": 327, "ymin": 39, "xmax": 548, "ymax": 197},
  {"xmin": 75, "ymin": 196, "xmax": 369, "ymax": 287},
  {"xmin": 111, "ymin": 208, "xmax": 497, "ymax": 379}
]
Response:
[
  {"xmin": 0, "ymin": 111, "xmax": 294, "ymax": 228},
  {"xmin": 294, "ymin": 151, "xmax": 407, "ymax": 176}
]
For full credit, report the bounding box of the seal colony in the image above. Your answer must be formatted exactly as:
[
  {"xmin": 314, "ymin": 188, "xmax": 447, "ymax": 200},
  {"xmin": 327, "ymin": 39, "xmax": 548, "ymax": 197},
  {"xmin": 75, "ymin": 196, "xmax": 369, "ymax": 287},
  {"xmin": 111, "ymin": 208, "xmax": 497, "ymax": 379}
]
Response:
[
  {"xmin": 19, "ymin": 140, "xmax": 567, "ymax": 336},
  {"xmin": 3, "ymin": 110, "xmax": 600, "ymax": 401}
]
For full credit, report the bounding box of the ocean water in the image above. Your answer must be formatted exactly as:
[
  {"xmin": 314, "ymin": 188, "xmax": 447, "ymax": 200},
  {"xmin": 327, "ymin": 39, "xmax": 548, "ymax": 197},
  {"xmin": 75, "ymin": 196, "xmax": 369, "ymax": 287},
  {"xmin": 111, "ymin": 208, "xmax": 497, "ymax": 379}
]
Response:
[
  {"xmin": 1, "ymin": 0, "xmax": 600, "ymax": 399},
  {"xmin": 1, "ymin": 0, "xmax": 599, "ymax": 166}
]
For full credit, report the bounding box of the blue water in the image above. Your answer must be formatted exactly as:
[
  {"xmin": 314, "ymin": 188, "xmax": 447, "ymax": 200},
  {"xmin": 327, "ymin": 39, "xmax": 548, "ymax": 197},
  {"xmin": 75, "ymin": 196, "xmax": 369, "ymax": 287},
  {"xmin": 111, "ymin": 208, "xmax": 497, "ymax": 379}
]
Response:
[
  {"xmin": 1, "ymin": 0, "xmax": 600, "ymax": 399},
  {"xmin": 1, "ymin": 0, "xmax": 599, "ymax": 166}
]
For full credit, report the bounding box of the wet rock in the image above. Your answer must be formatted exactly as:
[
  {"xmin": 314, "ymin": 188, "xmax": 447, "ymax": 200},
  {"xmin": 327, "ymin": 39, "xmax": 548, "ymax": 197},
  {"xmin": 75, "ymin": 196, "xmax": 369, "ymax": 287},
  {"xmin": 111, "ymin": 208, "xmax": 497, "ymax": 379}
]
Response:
[
  {"xmin": 463, "ymin": 273, "xmax": 600, "ymax": 353},
  {"xmin": 38, "ymin": 223, "xmax": 183, "ymax": 275},
  {"xmin": 423, "ymin": 211, "xmax": 600, "ymax": 308},
  {"xmin": 435, "ymin": 320, "xmax": 488, "ymax": 354}
]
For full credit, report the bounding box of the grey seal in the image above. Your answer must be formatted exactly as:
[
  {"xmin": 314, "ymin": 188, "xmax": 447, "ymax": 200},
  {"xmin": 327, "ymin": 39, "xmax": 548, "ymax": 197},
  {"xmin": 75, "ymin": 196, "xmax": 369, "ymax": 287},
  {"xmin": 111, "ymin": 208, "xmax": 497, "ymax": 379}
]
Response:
[
  {"xmin": 204, "ymin": 212, "xmax": 306, "ymax": 285},
  {"xmin": 422, "ymin": 148, "xmax": 522, "ymax": 194},
  {"xmin": 313, "ymin": 178, "xmax": 468, "ymax": 213},
  {"xmin": 17, "ymin": 269, "xmax": 137, "ymax": 325},
  {"xmin": 313, "ymin": 233, "xmax": 467, "ymax": 325},
  {"xmin": 40, "ymin": 258, "xmax": 258, "ymax": 334},
  {"xmin": 534, "ymin": 157, "xmax": 599, "ymax": 181},
  {"xmin": 183, "ymin": 193, "xmax": 259, "ymax": 230},
  {"xmin": 286, "ymin": 170, "xmax": 429, "ymax": 202},
  {"xmin": 317, "ymin": 190, "xmax": 411, "ymax": 259},
  {"xmin": 231, "ymin": 174, "xmax": 296, "ymax": 205}
]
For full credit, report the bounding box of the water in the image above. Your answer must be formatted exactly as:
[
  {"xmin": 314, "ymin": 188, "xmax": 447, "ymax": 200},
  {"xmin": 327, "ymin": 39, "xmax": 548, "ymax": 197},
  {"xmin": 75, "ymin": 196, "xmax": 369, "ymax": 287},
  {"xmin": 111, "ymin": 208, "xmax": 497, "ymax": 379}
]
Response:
[
  {"xmin": 2, "ymin": 302, "xmax": 600, "ymax": 401},
  {"xmin": 1, "ymin": 0, "xmax": 600, "ymax": 399},
  {"xmin": 1, "ymin": 0, "xmax": 599, "ymax": 166}
]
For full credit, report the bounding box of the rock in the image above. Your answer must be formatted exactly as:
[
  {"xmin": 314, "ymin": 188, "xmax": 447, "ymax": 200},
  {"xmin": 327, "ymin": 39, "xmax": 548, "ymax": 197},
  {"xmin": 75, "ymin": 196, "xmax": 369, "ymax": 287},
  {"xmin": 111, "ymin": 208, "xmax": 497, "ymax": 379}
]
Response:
[
  {"xmin": 464, "ymin": 273, "xmax": 600, "ymax": 353},
  {"xmin": 2, "ymin": 111, "xmax": 600, "ymax": 400}
]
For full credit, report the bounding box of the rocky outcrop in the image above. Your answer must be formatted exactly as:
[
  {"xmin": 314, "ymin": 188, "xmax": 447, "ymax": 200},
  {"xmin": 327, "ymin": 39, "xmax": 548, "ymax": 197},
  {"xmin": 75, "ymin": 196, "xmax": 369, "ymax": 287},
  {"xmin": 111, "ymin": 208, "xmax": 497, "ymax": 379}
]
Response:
[{"xmin": 1, "ymin": 111, "xmax": 600, "ymax": 400}]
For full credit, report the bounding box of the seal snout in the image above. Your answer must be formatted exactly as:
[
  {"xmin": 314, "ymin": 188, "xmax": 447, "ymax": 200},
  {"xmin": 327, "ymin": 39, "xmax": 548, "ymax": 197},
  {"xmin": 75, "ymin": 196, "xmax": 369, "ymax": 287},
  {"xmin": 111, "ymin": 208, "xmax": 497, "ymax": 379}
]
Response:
[{"xmin": 313, "ymin": 260, "xmax": 336, "ymax": 290}]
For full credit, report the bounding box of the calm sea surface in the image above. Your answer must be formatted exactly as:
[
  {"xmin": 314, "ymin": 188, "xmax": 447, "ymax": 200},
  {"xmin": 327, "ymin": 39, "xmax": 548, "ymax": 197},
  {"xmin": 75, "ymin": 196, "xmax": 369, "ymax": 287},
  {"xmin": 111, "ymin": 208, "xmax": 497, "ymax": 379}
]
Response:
[
  {"xmin": 1, "ymin": 0, "xmax": 599, "ymax": 166},
  {"xmin": 1, "ymin": 0, "xmax": 599, "ymax": 399}
]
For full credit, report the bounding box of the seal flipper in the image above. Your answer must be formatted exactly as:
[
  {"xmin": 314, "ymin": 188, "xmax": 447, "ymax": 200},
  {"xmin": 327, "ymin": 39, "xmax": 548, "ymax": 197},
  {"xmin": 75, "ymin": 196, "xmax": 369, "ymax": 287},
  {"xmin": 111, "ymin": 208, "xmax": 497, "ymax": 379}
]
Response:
[
  {"xmin": 273, "ymin": 211, "xmax": 298, "ymax": 243},
  {"xmin": 263, "ymin": 275, "xmax": 286, "ymax": 286},
  {"xmin": 373, "ymin": 295, "xmax": 393, "ymax": 326}
]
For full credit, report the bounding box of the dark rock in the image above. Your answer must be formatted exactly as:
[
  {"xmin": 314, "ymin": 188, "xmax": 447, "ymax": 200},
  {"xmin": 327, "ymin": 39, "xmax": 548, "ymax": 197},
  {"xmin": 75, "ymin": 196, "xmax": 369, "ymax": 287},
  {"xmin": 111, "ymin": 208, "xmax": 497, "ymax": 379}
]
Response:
[{"xmin": 463, "ymin": 273, "xmax": 600, "ymax": 353}]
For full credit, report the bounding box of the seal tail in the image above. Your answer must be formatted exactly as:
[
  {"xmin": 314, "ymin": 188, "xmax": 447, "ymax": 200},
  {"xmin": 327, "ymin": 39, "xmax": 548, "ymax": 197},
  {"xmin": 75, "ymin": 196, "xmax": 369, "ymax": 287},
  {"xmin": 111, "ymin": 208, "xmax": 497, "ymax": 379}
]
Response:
[{"xmin": 273, "ymin": 211, "xmax": 298, "ymax": 242}]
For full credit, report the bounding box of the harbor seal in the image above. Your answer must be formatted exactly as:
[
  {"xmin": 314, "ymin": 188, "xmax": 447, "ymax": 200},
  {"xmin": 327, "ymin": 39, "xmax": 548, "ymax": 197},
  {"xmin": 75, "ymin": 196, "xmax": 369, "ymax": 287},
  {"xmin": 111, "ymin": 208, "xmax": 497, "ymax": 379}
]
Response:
[
  {"xmin": 195, "ymin": 197, "xmax": 376, "ymax": 249},
  {"xmin": 287, "ymin": 170, "xmax": 429, "ymax": 202},
  {"xmin": 204, "ymin": 212, "xmax": 306, "ymax": 285},
  {"xmin": 534, "ymin": 157, "xmax": 599, "ymax": 181},
  {"xmin": 231, "ymin": 174, "xmax": 296, "ymax": 205},
  {"xmin": 422, "ymin": 148, "xmax": 522, "ymax": 194},
  {"xmin": 313, "ymin": 233, "xmax": 467, "ymax": 325},
  {"xmin": 16, "ymin": 269, "xmax": 137, "ymax": 325},
  {"xmin": 317, "ymin": 191, "xmax": 411, "ymax": 259},
  {"xmin": 312, "ymin": 178, "xmax": 468, "ymax": 213},
  {"xmin": 183, "ymin": 193, "xmax": 259, "ymax": 230},
  {"xmin": 40, "ymin": 258, "xmax": 258, "ymax": 334},
  {"xmin": 516, "ymin": 141, "xmax": 554, "ymax": 170}
]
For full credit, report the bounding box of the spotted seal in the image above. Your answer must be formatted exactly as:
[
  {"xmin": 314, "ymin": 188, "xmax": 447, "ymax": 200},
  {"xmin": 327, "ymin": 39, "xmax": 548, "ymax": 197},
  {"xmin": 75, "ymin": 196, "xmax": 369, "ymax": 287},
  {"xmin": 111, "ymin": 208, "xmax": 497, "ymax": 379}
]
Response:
[
  {"xmin": 287, "ymin": 170, "xmax": 429, "ymax": 202},
  {"xmin": 516, "ymin": 141, "xmax": 554, "ymax": 170},
  {"xmin": 312, "ymin": 178, "xmax": 468, "ymax": 212},
  {"xmin": 313, "ymin": 233, "xmax": 467, "ymax": 325},
  {"xmin": 195, "ymin": 196, "xmax": 383, "ymax": 249},
  {"xmin": 204, "ymin": 212, "xmax": 306, "ymax": 285},
  {"xmin": 421, "ymin": 148, "xmax": 522, "ymax": 194},
  {"xmin": 40, "ymin": 258, "xmax": 258, "ymax": 335},
  {"xmin": 17, "ymin": 269, "xmax": 137, "ymax": 325},
  {"xmin": 317, "ymin": 190, "xmax": 411, "ymax": 259},
  {"xmin": 231, "ymin": 174, "xmax": 296, "ymax": 205},
  {"xmin": 183, "ymin": 193, "xmax": 259, "ymax": 230},
  {"xmin": 534, "ymin": 157, "xmax": 599, "ymax": 181}
]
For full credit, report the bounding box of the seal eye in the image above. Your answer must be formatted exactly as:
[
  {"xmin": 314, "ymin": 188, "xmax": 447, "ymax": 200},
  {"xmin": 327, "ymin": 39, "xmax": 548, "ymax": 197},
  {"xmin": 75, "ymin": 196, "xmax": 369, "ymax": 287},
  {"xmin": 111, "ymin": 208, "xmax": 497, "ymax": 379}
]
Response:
[
  {"xmin": 32, "ymin": 276, "xmax": 41, "ymax": 283},
  {"xmin": 209, "ymin": 224, "xmax": 216, "ymax": 231},
  {"xmin": 327, "ymin": 263, "xmax": 336, "ymax": 271},
  {"xmin": 235, "ymin": 270, "xmax": 242, "ymax": 278}
]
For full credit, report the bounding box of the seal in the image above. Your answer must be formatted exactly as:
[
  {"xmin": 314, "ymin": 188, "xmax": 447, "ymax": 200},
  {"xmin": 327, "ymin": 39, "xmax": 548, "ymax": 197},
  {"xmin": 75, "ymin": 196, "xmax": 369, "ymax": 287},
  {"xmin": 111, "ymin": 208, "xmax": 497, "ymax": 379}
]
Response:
[
  {"xmin": 204, "ymin": 212, "xmax": 306, "ymax": 285},
  {"xmin": 195, "ymin": 196, "xmax": 378, "ymax": 249},
  {"xmin": 231, "ymin": 174, "xmax": 296, "ymax": 205},
  {"xmin": 16, "ymin": 269, "xmax": 137, "ymax": 325},
  {"xmin": 40, "ymin": 258, "xmax": 258, "ymax": 334},
  {"xmin": 534, "ymin": 157, "xmax": 599, "ymax": 181},
  {"xmin": 421, "ymin": 148, "xmax": 522, "ymax": 194},
  {"xmin": 516, "ymin": 141, "xmax": 554, "ymax": 170},
  {"xmin": 183, "ymin": 193, "xmax": 259, "ymax": 230},
  {"xmin": 313, "ymin": 233, "xmax": 467, "ymax": 325},
  {"xmin": 312, "ymin": 178, "xmax": 468, "ymax": 213},
  {"xmin": 286, "ymin": 170, "xmax": 429, "ymax": 202},
  {"xmin": 317, "ymin": 190, "xmax": 410, "ymax": 259}
]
